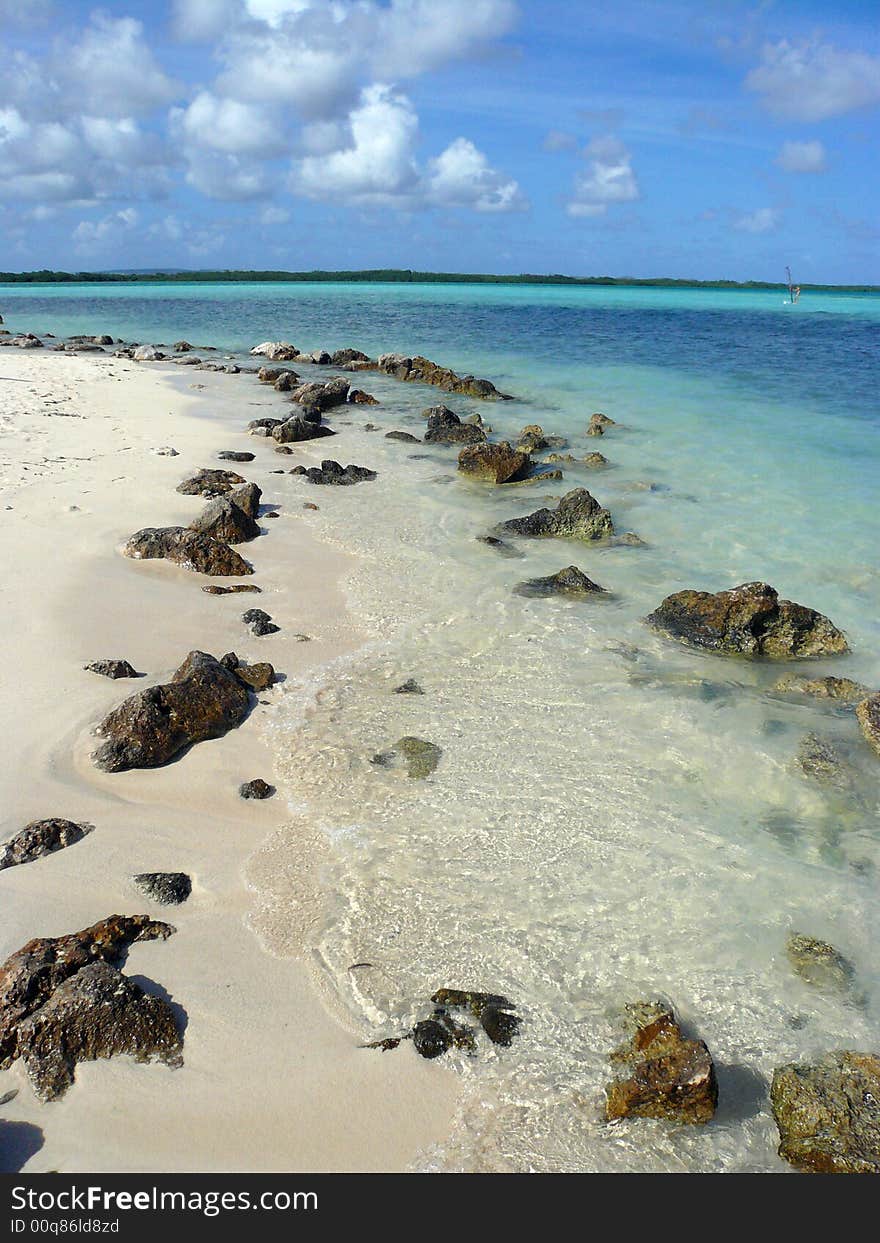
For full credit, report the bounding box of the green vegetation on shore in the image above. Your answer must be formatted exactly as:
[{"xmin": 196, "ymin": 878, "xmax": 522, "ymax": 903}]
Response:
[{"xmin": 0, "ymin": 268, "xmax": 878, "ymax": 293}]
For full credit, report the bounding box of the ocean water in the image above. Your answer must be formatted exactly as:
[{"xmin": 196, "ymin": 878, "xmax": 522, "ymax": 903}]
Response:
[{"xmin": 4, "ymin": 281, "xmax": 880, "ymax": 1171}]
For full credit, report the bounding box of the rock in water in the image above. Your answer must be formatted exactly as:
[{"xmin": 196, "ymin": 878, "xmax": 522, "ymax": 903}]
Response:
[
  {"xmin": 771, "ymin": 1051, "xmax": 880, "ymax": 1172},
  {"xmin": 291, "ymin": 460, "xmax": 377, "ymax": 486},
  {"xmin": 457, "ymin": 442, "xmax": 530, "ymax": 484},
  {"xmin": 0, "ymin": 819, "xmax": 93, "ymax": 871},
  {"xmin": 93, "ymin": 651, "xmax": 251, "ymax": 772},
  {"xmin": 188, "ymin": 496, "xmax": 261, "ymax": 544},
  {"xmin": 480, "ymin": 1005, "xmax": 521, "ymax": 1046},
  {"xmin": 501, "ymin": 488, "xmax": 614, "ymax": 541},
  {"xmin": 84, "ymin": 660, "xmax": 140, "ymax": 679},
  {"xmin": 176, "ymin": 469, "xmax": 246, "ymax": 498},
  {"xmin": 786, "ymin": 933, "xmax": 856, "ymax": 994},
  {"xmin": 272, "ymin": 415, "xmax": 335, "ymax": 444},
  {"xmin": 645, "ymin": 582, "xmax": 848, "ymax": 658},
  {"xmin": 386, "ymin": 430, "xmax": 421, "ymax": 443},
  {"xmin": 604, "ymin": 1002, "xmax": 718, "ymax": 1124},
  {"xmin": 372, "ymin": 737, "xmax": 443, "ymax": 779},
  {"xmin": 240, "ymin": 779, "xmax": 274, "ymax": 799},
  {"xmin": 412, "ymin": 1019, "xmax": 452, "ymax": 1059},
  {"xmin": 242, "ymin": 608, "xmax": 279, "ymax": 636},
  {"xmin": 795, "ymin": 733, "xmax": 858, "ymax": 793},
  {"xmin": 856, "ymin": 693, "xmax": 880, "ymax": 758},
  {"xmin": 250, "ymin": 341, "xmax": 299, "ymax": 361},
  {"xmin": 773, "ymin": 675, "xmax": 871, "ymax": 704},
  {"xmin": 217, "ymin": 451, "xmax": 255, "ymax": 463},
  {"xmin": 132, "ymin": 873, "xmax": 192, "ymax": 905},
  {"xmin": 423, "ymin": 407, "xmax": 487, "ymax": 446},
  {"xmin": 202, "ymin": 584, "xmax": 262, "ymax": 595},
  {"xmin": 123, "ymin": 527, "xmax": 253, "ymax": 576},
  {"xmin": 514, "ymin": 565, "xmax": 607, "ymax": 598}
]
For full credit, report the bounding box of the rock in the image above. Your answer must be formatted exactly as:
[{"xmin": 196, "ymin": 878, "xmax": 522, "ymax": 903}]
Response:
[
  {"xmin": 476, "ymin": 534, "xmax": 523, "ymax": 557},
  {"xmin": 240, "ymin": 779, "xmax": 275, "ymax": 800},
  {"xmin": 376, "ymin": 353, "xmax": 510, "ymax": 400},
  {"xmin": 133, "ymin": 873, "xmax": 191, "ymax": 905},
  {"xmin": 272, "ymin": 415, "xmax": 335, "ymax": 444},
  {"xmin": 257, "ymin": 368, "xmax": 290, "ymax": 385},
  {"xmin": 645, "ymin": 583, "xmax": 849, "ymax": 659},
  {"xmin": 123, "ymin": 527, "xmax": 253, "ymax": 576},
  {"xmin": 589, "ymin": 412, "xmax": 616, "ymax": 430},
  {"xmin": 223, "ymin": 656, "xmax": 275, "ymax": 691},
  {"xmin": 372, "ymin": 737, "xmax": 442, "ymax": 779},
  {"xmin": 292, "ymin": 460, "xmax": 377, "ymax": 486},
  {"xmin": 514, "ymin": 565, "xmax": 607, "ymax": 598},
  {"xmin": 586, "ymin": 423, "xmax": 604, "ymax": 437},
  {"xmin": 201, "ymin": 583, "xmax": 262, "ymax": 595},
  {"xmin": 604, "ymin": 1002, "xmax": 718, "ymax": 1124},
  {"xmin": 229, "ymin": 482, "xmax": 262, "ymax": 520},
  {"xmin": 771, "ymin": 1051, "xmax": 880, "ymax": 1172},
  {"xmin": 173, "ymin": 341, "xmax": 193, "ymax": 353},
  {"xmin": 349, "ymin": 389, "xmax": 378, "ymax": 404},
  {"xmin": 93, "ymin": 651, "xmax": 252, "ymax": 772},
  {"xmin": 273, "ymin": 370, "xmax": 300, "ymax": 392},
  {"xmin": 290, "ymin": 377, "xmax": 350, "ymax": 411},
  {"xmin": 457, "ymin": 441, "xmax": 531, "ymax": 484},
  {"xmin": 394, "ymin": 678, "xmax": 424, "ymax": 695},
  {"xmin": 331, "ymin": 348, "xmax": 371, "ymax": 366},
  {"xmin": 176, "ymin": 468, "xmax": 246, "ymax": 498},
  {"xmin": 516, "ymin": 424, "xmax": 548, "ymax": 454},
  {"xmin": 773, "ymin": 675, "xmax": 871, "ymax": 704},
  {"xmin": 188, "ymin": 495, "xmax": 261, "ymax": 544},
  {"xmin": 856, "ymin": 694, "xmax": 880, "ymax": 758},
  {"xmin": 480, "ymin": 1005, "xmax": 521, "ymax": 1047},
  {"xmin": 247, "ymin": 417, "xmax": 283, "ymax": 434},
  {"xmin": 545, "ymin": 453, "xmax": 576, "ymax": 463},
  {"xmin": 150, "ymin": 445, "xmax": 178, "ymax": 456},
  {"xmin": 796, "ymin": 733, "xmax": 858, "ymax": 792},
  {"xmin": 431, "ymin": 988, "xmax": 513, "ymax": 1015},
  {"xmin": 613, "ymin": 532, "xmax": 647, "ymax": 547},
  {"xmin": 412, "ymin": 1019, "xmax": 452, "ymax": 1059},
  {"xmin": 0, "ymin": 819, "xmax": 93, "ymax": 872},
  {"xmin": 385, "ymin": 430, "xmax": 421, "ymax": 443},
  {"xmin": 242, "ymin": 608, "xmax": 279, "ymax": 637},
  {"xmin": 132, "ymin": 345, "xmax": 165, "ymax": 361},
  {"xmin": 84, "ymin": 660, "xmax": 140, "ymax": 679},
  {"xmin": 583, "ymin": 452, "xmax": 608, "ymax": 467},
  {"xmin": 250, "ymin": 342, "xmax": 299, "ymax": 361},
  {"xmin": 217, "ymin": 451, "xmax": 255, "ymax": 463},
  {"xmin": 786, "ymin": 933, "xmax": 856, "ymax": 994},
  {"xmin": 308, "ymin": 349, "xmax": 331, "ymax": 365},
  {"xmin": 501, "ymin": 488, "xmax": 614, "ymax": 541},
  {"xmin": 303, "ymin": 503, "xmax": 319, "ymax": 511},
  {"xmin": 423, "ymin": 407, "xmax": 487, "ymax": 446},
  {"xmin": 9, "ymin": 334, "xmax": 43, "ymax": 349},
  {"xmin": 175, "ymin": 356, "xmax": 202, "ymax": 367}
]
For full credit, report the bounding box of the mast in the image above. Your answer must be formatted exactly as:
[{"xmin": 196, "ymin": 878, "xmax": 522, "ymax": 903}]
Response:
[{"xmin": 786, "ymin": 266, "xmax": 794, "ymax": 301}]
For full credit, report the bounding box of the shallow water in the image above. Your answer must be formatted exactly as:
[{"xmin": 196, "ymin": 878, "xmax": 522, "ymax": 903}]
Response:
[{"xmin": 5, "ymin": 281, "xmax": 879, "ymax": 1171}]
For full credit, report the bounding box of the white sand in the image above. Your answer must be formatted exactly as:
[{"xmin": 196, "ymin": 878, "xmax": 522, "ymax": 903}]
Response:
[{"xmin": 0, "ymin": 348, "xmax": 460, "ymax": 1172}]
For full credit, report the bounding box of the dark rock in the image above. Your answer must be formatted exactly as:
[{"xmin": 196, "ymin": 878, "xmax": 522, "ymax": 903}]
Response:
[
  {"xmin": 173, "ymin": 341, "xmax": 193, "ymax": 353},
  {"xmin": 604, "ymin": 1001, "xmax": 718, "ymax": 1125},
  {"xmin": 583, "ymin": 452, "xmax": 608, "ymax": 467},
  {"xmin": 239, "ymin": 779, "xmax": 275, "ymax": 800},
  {"xmin": 330, "ymin": 348, "xmax": 371, "ymax": 367},
  {"xmin": 84, "ymin": 660, "xmax": 140, "ymax": 679},
  {"xmin": 123, "ymin": 527, "xmax": 253, "ymax": 576},
  {"xmin": 229, "ymin": 482, "xmax": 262, "ymax": 520},
  {"xmin": 0, "ymin": 819, "xmax": 93, "ymax": 872},
  {"xmin": 412, "ymin": 1019, "xmax": 452, "ymax": 1059},
  {"xmin": 586, "ymin": 422, "xmax": 604, "ymax": 437},
  {"xmin": 394, "ymin": 678, "xmax": 424, "ymax": 695},
  {"xmin": 274, "ymin": 371, "xmax": 300, "ymax": 392},
  {"xmin": 222, "ymin": 655, "xmax": 275, "ymax": 691},
  {"xmin": 476, "ymin": 534, "xmax": 523, "ymax": 557},
  {"xmin": 132, "ymin": 873, "xmax": 191, "ymax": 905},
  {"xmin": 376, "ymin": 353, "xmax": 510, "ymax": 401},
  {"xmin": 250, "ymin": 342, "xmax": 299, "ymax": 361},
  {"xmin": 856, "ymin": 693, "xmax": 880, "ymax": 758},
  {"xmin": 480, "ymin": 1005, "xmax": 520, "ymax": 1047},
  {"xmin": 188, "ymin": 496, "xmax": 261, "ymax": 544},
  {"xmin": 272, "ymin": 415, "xmax": 335, "ymax": 444},
  {"xmin": 589, "ymin": 412, "xmax": 616, "ymax": 431},
  {"xmin": 773, "ymin": 675, "xmax": 871, "ymax": 704},
  {"xmin": 514, "ymin": 565, "xmax": 607, "ymax": 598},
  {"xmin": 424, "ymin": 407, "xmax": 487, "ymax": 446},
  {"xmin": 201, "ymin": 584, "xmax": 262, "ymax": 595},
  {"xmin": 217, "ymin": 451, "xmax": 255, "ymax": 463},
  {"xmin": 290, "ymin": 377, "xmax": 350, "ymax": 411},
  {"xmin": 501, "ymin": 488, "xmax": 614, "ymax": 541},
  {"xmin": 516, "ymin": 424, "xmax": 549, "ymax": 454},
  {"xmin": 349, "ymin": 390, "xmax": 378, "ymax": 404},
  {"xmin": 93, "ymin": 651, "xmax": 251, "ymax": 772},
  {"xmin": 458, "ymin": 441, "xmax": 531, "ymax": 484},
  {"xmin": 385, "ymin": 430, "xmax": 421, "ymax": 443},
  {"xmin": 786, "ymin": 933, "xmax": 856, "ymax": 994},
  {"xmin": 292, "ymin": 460, "xmax": 377, "ymax": 486},
  {"xmin": 645, "ymin": 583, "xmax": 848, "ymax": 659},
  {"xmin": 176, "ymin": 468, "xmax": 246, "ymax": 498},
  {"xmin": 372, "ymin": 737, "xmax": 442, "ymax": 779},
  {"xmin": 771, "ymin": 1051, "xmax": 880, "ymax": 1172},
  {"xmin": 431, "ymin": 988, "xmax": 514, "ymax": 1016},
  {"xmin": 796, "ymin": 733, "xmax": 858, "ymax": 792},
  {"xmin": 242, "ymin": 608, "xmax": 279, "ymax": 637}
]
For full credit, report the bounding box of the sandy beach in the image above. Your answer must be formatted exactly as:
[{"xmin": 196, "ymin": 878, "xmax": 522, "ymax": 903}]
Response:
[{"xmin": 0, "ymin": 346, "xmax": 460, "ymax": 1172}]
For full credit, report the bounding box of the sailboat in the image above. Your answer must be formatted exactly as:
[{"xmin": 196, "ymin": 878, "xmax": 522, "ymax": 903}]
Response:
[{"xmin": 785, "ymin": 266, "xmax": 801, "ymax": 305}]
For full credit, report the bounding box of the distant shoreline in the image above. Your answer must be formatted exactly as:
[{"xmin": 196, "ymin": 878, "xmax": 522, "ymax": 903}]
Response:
[{"xmin": 1, "ymin": 269, "xmax": 878, "ymax": 294}]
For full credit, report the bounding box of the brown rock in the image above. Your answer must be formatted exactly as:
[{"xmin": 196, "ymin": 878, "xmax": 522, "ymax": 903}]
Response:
[
  {"xmin": 0, "ymin": 819, "xmax": 93, "ymax": 871},
  {"xmin": 771, "ymin": 1051, "xmax": 880, "ymax": 1173},
  {"xmin": 856, "ymin": 693, "xmax": 880, "ymax": 758},
  {"xmin": 604, "ymin": 1002, "xmax": 718, "ymax": 1125},
  {"xmin": 176, "ymin": 468, "xmax": 246, "ymax": 498},
  {"xmin": 123, "ymin": 527, "xmax": 253, "ymax": 576},
  {"xmin": 188, "ymin": 496, "xmax": 261, "ymax": 544},
  {"xmin": 458, "ymin": 441, "xmax": 531, "ymax": 484}
]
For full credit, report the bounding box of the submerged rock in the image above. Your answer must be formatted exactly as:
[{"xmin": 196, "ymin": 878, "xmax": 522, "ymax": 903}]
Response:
[
  {"xmin": 123, "ymin": 527, "xmax": 253, "ymax": 576},
  {"xmin": 583, "ymin": 452, "xmax": 608, "ymax": 467},
  {"xmin": 93, "ymin": 650, "xmax": 251, "ymax": 772},
  {"xmin": 645, "ymin": 582, "xmax": 848, "ymax": 659},
  {"xmin": 385, "ymin": 430, "xmax": 421, "ymax": 443},
  {"xmin": 239, "ymin": 779, "xmax": 275, "ymax": 800},
  {"xmin": 786, "ymin": 933, "xmax": 856, "ymax": 995},
  {"xmin": 84, "ymin": 660, "xmax": 140, "ymax": 679},
  {"xmin": 856, "ymin": 694, "xmax": 880, "ymax": 758},
  {"xmin": 457, "ymin": 441, "xmax": 531, "ymax": 484},
  {"xmin": 773, "ymin": 674, "xmax": 871, "ymax": 704},
  {"xmin": 501, "ymin": 488, "xmax": 614, "ymax": 541},
  {"xmin": 771, "ymin": 1051, "xmax": 880, "ymax": 1172},
  {"xmin": 476, "ymin": 534, "xmax": 524, "ymax": 557},
  {"xmin": 372, "ymin": 737, "xmax": 442, "ymax": 779},
  {"xmin": 291, "ymin": 460, "xmax": 377, "ymax": 486},
  {"xmin": 514, "ymin": 565, "xmax": 607, "ymax": 598},
  {"xmin": 412, "ymin": 1019, "xmax": 452, "ymax": 1059},
  {"xmin": 176, "ymin": 468, "xmax": 246, "ymax": 499},
  {"xmin": 132, "ymin": 873, "xmax": 191, "ymax": 905},
  {"xmin": 0, "ymin": 819, "xmax": 93, "ymax": 872},
  {"xmin": 795, "ymin": 733, "xmax": 859, "ymax": 793},
  {"xmin": 481, "ymin": 1005, "xmax": 521, "ymax": 1047},
  {"xmin": 604, "ymin": 1001, "xmax": 718, "ymax": 1125},
  {"xmin": 376, "ymin": 353, "xmax": 510, "ymax": 400},
  {"xmin": 393, "ymin": 678, "xmax": 424, "ymax": 695}
]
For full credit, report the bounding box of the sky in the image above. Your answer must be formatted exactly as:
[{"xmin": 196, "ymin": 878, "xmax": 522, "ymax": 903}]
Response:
[{"xmin": 1, "ymin": 0, "xmax": 878, "ymax": 282}]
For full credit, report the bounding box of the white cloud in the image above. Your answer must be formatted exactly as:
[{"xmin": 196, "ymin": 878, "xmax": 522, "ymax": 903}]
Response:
[
  {"xmin": 746, "ymin": 39, "xmax": 880, "ymax": 121},
  {"xmin": 62, "ymin": 15, "xmax": 179, "ymax": 119},
  {"xmin": 776, "ymin": 139, "xmax": 827, "ymax": 174},
  {"xmin": 73, "ymin": 208, "xmax": 139, "ymax": 250},
  {"xmin": 175, "ymin": 92, "xmax": 287, "ymax": 157},
  {"xmin": 427, "ymin": 137, "xmax": 526, "ymax": 212},
  {"xmin": 733, "ymin": 207, "xmax": 781, "ymax": 234},
  {"xmin": 567, "ymin": 136, "xmax": 639, "ymax": 217}
]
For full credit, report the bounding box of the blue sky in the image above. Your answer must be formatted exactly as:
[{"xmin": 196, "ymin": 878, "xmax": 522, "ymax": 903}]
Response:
[{"xmin": 1, "ymin": 0, "xmax": 878, "ymax": 281}]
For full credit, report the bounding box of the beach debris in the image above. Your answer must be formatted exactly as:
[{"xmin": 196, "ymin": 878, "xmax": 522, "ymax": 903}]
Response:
[
  {"xmin": 364, "ymin": 988, "xmax": 519, "ymax": 1058},
  {"xmin": 393, "ymin": 678, "xmax": 424, "ymax": 695},
  {"xmin": 272, "ymin": 414, "xmax": 335, "ymax": 444},
  {"xmin": 92, "ymin": 650, "xmax": 252, "ymax": 772},
  {"xmin": 202, "ymin": 583, "xmax": 262, "ymax": 595},
  {"xmin": 217, "ymin": 451, "xmax": 255, "ymax": 463},
  {"xmin": 0, "ymin": 915, "xmax": 181, "ymax": 1101},
  {"xmin": 771, "ymin": 1051, "xmax": 880, "ymax": 1173},
  {"xmin": 514, "ymin": 565, "xmax": 607, "ymax": 598},
  {"xmin": 250, "ymin": 341, "xmax": 299, "ymax": 361},
  {"xmin": 786, "ymin": 933, "xmax": 857, "ymax": 995},
  {"xmin": 133, "ymin": 873, "xmax": 192, "ymax": 905},
  {"xmin": 501, "ymin": 488, "xmax": 615, "ymax": 541},
  {"xmin": 84, "ymin": 660, "xmax": 140, "ymax": 679},
  {"xmin": 773, "ymin": 674, "xmax": 871, "ymax": 704},
  {"xmin": 385, "ymin": 430, "xmax": 421, "ymax": 443},
  {"xmin": 423, "ymin": 406, "xmax": 487, "ymax": 446},
  {"xmin": 458, "ymin": 441, "xmax": 531, "ymax": 484},
  {"xmin": 375, "ymin": 352, "xmax": 511, "ymax": 400},
  {"xmin": 123, "ymin": 527, "xmax": 253, "ymax": 576},
  {"xmin": 290, "ymin": 460, "xmax": 377, "ymax": 485},
  {"xmin": 189, "ymin": 495, "xmax": 261, "ymax": 544},
  {"xmin": 239, "ymin": 779, "xmax": 275, "ymax": 800},
  {"xmin": 176, "ymin": 468, "xmax": 246, "ymax": 498},
  {"xmin": 371, "ymin": 737, "xmax": 442, "ymax": 779},
  {"xmin": 604, "ymin": 1001, "xmax": 718, "ymax": 1125},
  {"xmin": 645, "ymin": 582, "xmax": 849, "ymax": 658},
  {"xmin": 583, "ymin": 452, "xmax": 609, "ymax": 467},
  {"xmin": 0, "ymin": 818, "xmax": 93, "ymax": 872},
  {"xmin": 242, "ymin": 608, "xmax": 279, "ymax": 637},
  {"xmin": 856, "ymin": 693, "xmax": 880, "ymax": 758}
]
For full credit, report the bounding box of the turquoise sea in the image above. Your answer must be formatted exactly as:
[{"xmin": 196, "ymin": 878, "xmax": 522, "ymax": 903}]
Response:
[{"xmin": 3, "ymin": 281, "xmax": 879, "ymax": 1171}]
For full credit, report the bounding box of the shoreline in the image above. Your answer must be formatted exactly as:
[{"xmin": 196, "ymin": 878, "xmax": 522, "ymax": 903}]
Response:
[{"xmin": 0, "ymin": 346, "xmax": 461, "ymax": 1172}]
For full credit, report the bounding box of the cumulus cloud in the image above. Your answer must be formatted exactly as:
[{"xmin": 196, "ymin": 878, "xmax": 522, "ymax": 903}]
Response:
[
  {"xmin": 733, "ymin": 207, "xmax": 781, "ymax": 234},
  {"xmin": 62, "ymin": 14, "xmax": 179, "ymax": 119},
  {"xmin": 174, "ymin": 92, "xmax": 287, "ymax": 157},
  {"xmin": 426, "ymin": 138, "xmax": 525, "ymax": 212},
  {"xmin": 567, "ymin": 136, "xmax": 639, "ymax": 217},
  {"xmin": 776, "ymin": 139, "xmax": 827, "ymax": 173},
  {"xmin": 746, "ymin": 39, "xmax": 880, "ymax": 121},
  {"xmin": 73, "ymin": 208, "xmax": 139, "ymax": 250}
]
